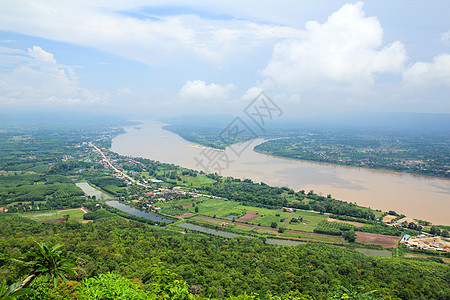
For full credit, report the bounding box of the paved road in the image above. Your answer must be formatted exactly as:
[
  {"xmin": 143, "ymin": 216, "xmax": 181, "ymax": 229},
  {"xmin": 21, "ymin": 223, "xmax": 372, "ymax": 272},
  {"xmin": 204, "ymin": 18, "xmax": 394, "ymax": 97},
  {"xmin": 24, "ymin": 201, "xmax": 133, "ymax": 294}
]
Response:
[
  {"xmin": 90, "ymin": 143, "xmax": 146, "ymax": 187},
  {"xmin": 90, "ymin": 143, "xmax": 228, "ymax": 199}
]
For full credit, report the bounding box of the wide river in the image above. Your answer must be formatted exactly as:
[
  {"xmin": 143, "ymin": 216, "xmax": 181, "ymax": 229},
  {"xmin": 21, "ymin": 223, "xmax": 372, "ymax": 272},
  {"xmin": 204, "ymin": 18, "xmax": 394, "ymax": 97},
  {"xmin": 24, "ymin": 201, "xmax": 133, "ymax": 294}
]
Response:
[{"xmin": 111, "ymin": 121, "xmax": 450, "ymax": 225}]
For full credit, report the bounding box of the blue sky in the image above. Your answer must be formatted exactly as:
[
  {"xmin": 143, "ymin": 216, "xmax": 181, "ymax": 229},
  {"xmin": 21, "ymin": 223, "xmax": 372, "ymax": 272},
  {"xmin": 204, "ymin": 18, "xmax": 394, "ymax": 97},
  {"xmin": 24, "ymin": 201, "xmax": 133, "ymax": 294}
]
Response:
[{"xmin": 0, "ymin": 1, "xmax": 449, "ymax": 118}]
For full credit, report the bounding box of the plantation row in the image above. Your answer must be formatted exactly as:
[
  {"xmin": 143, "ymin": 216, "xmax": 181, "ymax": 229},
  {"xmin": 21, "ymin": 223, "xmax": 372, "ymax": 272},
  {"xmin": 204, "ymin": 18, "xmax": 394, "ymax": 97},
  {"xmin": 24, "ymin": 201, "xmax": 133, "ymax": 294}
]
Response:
[{"xmin": 313, "ymin": 220, "xmax": 354, "ymax": 236}]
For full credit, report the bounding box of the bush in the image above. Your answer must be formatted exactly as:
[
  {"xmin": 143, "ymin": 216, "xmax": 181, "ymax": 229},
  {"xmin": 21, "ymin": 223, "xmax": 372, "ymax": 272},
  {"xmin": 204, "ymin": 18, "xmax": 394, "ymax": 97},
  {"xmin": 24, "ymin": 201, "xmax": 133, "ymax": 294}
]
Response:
[
  {"xmin": 83, "ymin": 209, "xmax": 115, "ymax": 220},
  {"xmin": 77, "ymin": 272, "xmax": 148, "ymax": 299},
  {"xmin": 342, "ymin": 230, "xmax": 356, "ymax": 243},
  {"xmin": 313, "ymin": 220, "xmax": 354, "ymax": 236}
]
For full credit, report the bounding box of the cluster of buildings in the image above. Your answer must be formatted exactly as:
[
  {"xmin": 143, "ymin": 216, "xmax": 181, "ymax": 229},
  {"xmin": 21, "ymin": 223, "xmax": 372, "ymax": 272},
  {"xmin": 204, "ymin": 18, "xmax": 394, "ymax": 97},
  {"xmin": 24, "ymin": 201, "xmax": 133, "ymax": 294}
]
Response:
[
  {"xmin": 112, "ymin": 172, "xmax": 133, "ymax": 185},
  {"xmin": 124, "ymin": 186, "xmax": 193, "ymax": 213},
  {"xmin": 400, "ymin": 234, "xmax": 450, "ymax": 252},
  {"xmin": 128, "ymin": 187, "xmax": 187, "ymax": 202}
]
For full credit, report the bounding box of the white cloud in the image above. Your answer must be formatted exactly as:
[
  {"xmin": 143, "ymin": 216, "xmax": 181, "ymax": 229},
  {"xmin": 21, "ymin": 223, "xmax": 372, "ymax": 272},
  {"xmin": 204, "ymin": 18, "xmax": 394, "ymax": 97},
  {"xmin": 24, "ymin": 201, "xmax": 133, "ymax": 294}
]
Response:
[
  {"xmin": 403, "ymin": 54, "xmax": 450, "ymax": 88},
  {"xmin": 178, "ymin": 80, "xmax": 234, "ymax": 101},
  {"xmin": 262, "ymin": 2, "xmax": 407, "ymax": 91},
  {"xmin": 441, "ymin": 30, "xmax": 450, "ymax": 44},
  {"xmin": 240, "ymin": 86, "xmax": 263, "ymax": 101},
  {"xmin": 117, "ymin": 87, "xmax": 132, "ymax": 95},
  {"xmin": 0, "ymin": 46, "xmax": 28, "ymax": 65},
  {"xmin": 0, "ymin": 45, "xmax": 106, "ymax": 106},
  {"xmin": 0, "ymin": 46, "xmax": 24, "ymax": 54},
  {"xmin": 0, "ymin": 1, "xmax": 448, "ymax": 114},
  {"xmin": 0, "ymin": 1, "xmax": 302, "ymax": 67},
  {"xmin": 27, "ymin": 46, "xmax": 56, "ymax": 63}
]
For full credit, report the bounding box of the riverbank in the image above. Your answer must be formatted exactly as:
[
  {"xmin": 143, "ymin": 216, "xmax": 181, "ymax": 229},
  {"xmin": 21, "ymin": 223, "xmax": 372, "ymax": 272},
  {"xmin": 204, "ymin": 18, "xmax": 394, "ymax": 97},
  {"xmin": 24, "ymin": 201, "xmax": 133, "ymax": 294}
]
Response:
[
  {"xmin": 253, "ymin": 146, "xmax": 450, "ymax": 181},
  {"xmin": 111, "ymin": 121, "xmax": 450, "ymax": 225},
  {"xmin": 85, "ymin": 133, "xmax": 450, "ymax": 261},
  {"xmin": 163, "ymin": 124, "xmax": 450, "ymax": 180}
]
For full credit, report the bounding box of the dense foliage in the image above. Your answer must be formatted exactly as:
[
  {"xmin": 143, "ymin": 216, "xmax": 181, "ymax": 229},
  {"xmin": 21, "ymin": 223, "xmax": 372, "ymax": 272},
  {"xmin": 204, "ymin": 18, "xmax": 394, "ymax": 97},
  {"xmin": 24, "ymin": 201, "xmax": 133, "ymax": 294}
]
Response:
[
  {"xmin": 1, "ymin": 214, "xmax": 449, "ymax": 299},
  {"xmin": 87, "ymin": 176, "xmax": 128, "ymax": 197},
  {"xmin": 201, "ymin": 180, "xmax": 288, "ymax": 208},
  {"xmin": 313, "ymin": 220, "xmax": 353, "ymax": 236},
  {"xmin": 0, "ymin": 174, "xmax": 84, "ymax": 212},
  {"xmin": 77, "ymin": 272, "xmax": 150, "ymax": 299},
  {"xmin": 290, "ymin": 193, "xmax": 376, "ymax": 220}
]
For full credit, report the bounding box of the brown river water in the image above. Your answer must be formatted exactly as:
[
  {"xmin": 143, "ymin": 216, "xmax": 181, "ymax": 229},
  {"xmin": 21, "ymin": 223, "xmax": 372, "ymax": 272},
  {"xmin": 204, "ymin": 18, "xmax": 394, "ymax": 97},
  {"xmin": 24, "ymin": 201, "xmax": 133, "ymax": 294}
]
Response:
[{"xmin": 111, "ymin": 121, "xmax": 450, "ymax": 225}]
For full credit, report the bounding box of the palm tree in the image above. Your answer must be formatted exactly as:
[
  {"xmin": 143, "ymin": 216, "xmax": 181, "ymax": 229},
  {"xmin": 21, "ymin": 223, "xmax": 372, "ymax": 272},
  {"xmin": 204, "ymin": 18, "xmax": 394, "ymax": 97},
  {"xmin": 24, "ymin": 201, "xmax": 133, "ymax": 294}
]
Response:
[
  {"xmin": 0, "ymin": 280, "xmax": 35, "ymax": 299},
  {"xmin": 9, "ymin": 241, "xmax": 77, "ymax": 291}
]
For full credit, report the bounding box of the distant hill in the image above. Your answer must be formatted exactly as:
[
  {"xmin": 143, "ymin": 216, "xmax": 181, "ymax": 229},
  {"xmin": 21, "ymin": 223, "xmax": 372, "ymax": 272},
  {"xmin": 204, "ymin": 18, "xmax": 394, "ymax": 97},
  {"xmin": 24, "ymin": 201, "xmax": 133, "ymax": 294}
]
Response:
[
  {"xmin": 0, "ymin": 111, "xmax": 134, "ymax": 129},
  {"xmin": 267, "ymin": 112, "xmax": 450, "ymax": 133},
  {"xmin": 162, "ymin": 112, "xmax": 450, "ymax": 133}
]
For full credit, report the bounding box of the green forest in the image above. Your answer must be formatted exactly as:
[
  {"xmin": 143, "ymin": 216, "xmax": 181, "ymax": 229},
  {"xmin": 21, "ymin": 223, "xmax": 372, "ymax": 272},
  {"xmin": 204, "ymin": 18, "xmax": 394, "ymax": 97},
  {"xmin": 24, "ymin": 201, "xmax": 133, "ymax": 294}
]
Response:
[{"xmin": 1, "ymin": 214, "xmax": 449, "ymax": 299}]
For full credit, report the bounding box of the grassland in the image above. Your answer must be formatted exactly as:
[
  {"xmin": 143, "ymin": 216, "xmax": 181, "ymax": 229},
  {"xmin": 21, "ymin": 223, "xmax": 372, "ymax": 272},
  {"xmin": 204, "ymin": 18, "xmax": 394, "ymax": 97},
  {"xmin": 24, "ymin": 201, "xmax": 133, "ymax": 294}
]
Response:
[
  {"xmin": 20, "ymin": 207, "xmax": 87, "ymax": 222},
  {"xmin": 181, "ymin": 175, "xmax": 216, "ymax": 187},
  {"xmin": 246, "ymin": 208, "xmax": 327, "ymax": 232},
  {"xmin": 151, "ymin": 169, "xmax": 216, "ymax": 188}
]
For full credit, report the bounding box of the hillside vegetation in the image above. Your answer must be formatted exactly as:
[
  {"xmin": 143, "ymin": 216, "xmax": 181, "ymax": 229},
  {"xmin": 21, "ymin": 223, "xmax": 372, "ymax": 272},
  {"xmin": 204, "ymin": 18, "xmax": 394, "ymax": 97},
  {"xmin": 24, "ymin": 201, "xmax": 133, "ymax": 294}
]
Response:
[{"xmin": 1, "ymin": 214, "xmax": 449, "ymax": 299}]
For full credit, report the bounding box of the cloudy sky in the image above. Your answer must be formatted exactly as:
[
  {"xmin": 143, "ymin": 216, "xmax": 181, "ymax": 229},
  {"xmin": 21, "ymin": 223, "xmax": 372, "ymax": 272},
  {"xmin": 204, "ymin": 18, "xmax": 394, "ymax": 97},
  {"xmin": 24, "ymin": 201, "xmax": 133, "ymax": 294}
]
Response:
[{"xmin": 0, "ymin": 1, "xmax": 449, "ymax": 118}]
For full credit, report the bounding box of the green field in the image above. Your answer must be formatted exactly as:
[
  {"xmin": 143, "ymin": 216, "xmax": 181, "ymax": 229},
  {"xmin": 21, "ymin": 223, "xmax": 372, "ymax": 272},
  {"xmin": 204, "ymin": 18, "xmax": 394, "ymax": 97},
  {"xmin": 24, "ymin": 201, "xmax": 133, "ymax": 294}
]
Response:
[
  {"xmin": 190, "ymin": 215, "xmax": 229, "ymax": 226},
  {"xmin": 246, "ymin": 208, "xmax": 328, "ymax": 232},
  {"xmin": 138, "ymin": 193, "xmax": 405, "ymax": 246},
  {"xmin": 193, "ymin": 198, "xmax": 245, "ymax": 218},
  {"xmin": 191, "ymin": 198, "xmax": 328, "ymax": 233},
  {"xmin": 157, "ymin": 197, "xmax": 200, "ymax": 216},
  {"xmin": 159, "ymin": 197, "xmax": 329, "ymax": 232},
  {"xmin": 159, "ymin": 196, "xmax": 332, "ymax": 237},
  {"xmin": 20, "ymin": 208, "xmax": 86, "ymax": 222},
  {"xmin": 181, "ymin": 175, "xmax": 216, "ymax": 187},
  {"xmin": 187, "ymin": 214, "xmax": 344, "ymax": 244},
  {"xmin": 150, "ymin": 169, "xmax": 216, "ymax": 188},
  {"xmin": 158, "ymin": 197, "xmax": 244, "ymax": 218}
]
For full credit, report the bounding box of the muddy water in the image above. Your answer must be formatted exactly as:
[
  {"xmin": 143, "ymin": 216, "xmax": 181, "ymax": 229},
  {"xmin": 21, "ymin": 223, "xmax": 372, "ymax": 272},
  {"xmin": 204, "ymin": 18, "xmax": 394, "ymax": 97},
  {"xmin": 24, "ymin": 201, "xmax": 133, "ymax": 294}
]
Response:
[{"xmin": 111, "ymin": 121, "xmax": 450, "ymax": 225}]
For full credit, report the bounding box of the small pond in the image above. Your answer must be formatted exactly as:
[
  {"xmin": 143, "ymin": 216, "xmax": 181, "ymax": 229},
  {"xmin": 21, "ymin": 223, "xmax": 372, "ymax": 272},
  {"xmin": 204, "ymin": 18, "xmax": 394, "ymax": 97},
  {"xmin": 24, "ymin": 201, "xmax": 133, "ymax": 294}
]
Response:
[{"xmin": 224, "ymin": 214, "xmax": 238, "ymax": 219}]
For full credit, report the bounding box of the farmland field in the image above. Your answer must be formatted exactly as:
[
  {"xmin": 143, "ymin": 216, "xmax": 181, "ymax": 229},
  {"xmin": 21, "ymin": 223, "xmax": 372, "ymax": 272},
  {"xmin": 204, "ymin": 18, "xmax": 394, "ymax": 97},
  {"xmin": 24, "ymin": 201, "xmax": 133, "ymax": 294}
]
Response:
[
  {"xmin": 236, "ymin": 211, "xmax": 260, "ymax": 222},
  {"xmin": 160, "ymin": 197, "xmax": 247, "ymax": 218},
  {"xmin": 175, "ymin": 212, "xmax": 194, "ymax": 219},
  {"xmin": 187, "ymin": 214, "xmax": 345, "ymax": 243},
  {"xmin": 182, "ymin": 175, "xmax": 216, "ymax": 187},
  {"xmin": 246, "ymin": 208, "xmax": 328, "ymax": 232},
  {"xmin": 159, "ymin": 197, "xmax": 330, "ymax": 233},
  {"xmin": 355, "ymin": 231, "xmax": 400, "ymax": 248},
  {"xmin": 155, "ymin": 196, "xmax": 402, "ymax": 247},
  {"xmin": 190, "ymin": 215, "xmax": 231, "ymax": 226},
  {"xmin": 327, "ymin": 217, "xmax": 366, "ymax": 227},
  {"xmin": 20, "ymin": 207, "xmax": 87, "ymax": 222}
]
